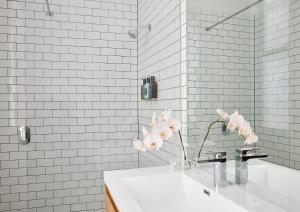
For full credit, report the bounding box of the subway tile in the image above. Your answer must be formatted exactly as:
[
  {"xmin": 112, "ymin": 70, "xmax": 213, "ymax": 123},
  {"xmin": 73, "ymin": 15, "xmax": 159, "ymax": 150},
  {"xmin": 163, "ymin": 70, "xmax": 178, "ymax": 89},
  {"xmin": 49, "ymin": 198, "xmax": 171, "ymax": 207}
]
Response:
[{"xmin": 0, "ymin": 0, "xmax": 138, "ymax": 211}]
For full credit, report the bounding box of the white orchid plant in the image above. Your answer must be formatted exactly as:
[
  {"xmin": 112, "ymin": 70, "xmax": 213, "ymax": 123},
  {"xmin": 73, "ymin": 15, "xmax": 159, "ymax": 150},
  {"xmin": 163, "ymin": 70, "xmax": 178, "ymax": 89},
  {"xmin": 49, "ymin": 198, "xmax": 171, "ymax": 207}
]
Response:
[
  {"xmin": 197, "ymin": 109, "xmax": 258, "ymax": 159},
  {"xmin": 217, "ymin": 109, "xmax": 258, "ymax": 145},
  {"xmin": 133, "ymin": 110, "xmax": 188, "ymax": 159},
  {"xmin": 133, "ymin": 109, "xmax": 258, "ymax": 163}
]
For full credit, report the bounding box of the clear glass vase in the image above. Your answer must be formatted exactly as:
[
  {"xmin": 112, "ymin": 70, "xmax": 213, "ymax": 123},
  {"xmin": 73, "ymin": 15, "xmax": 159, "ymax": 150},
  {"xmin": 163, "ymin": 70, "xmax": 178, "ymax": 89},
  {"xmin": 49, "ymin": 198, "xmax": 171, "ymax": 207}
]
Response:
[{"xmin": 169, "ymin": 158, "xmax": 191, "ymax": 172}]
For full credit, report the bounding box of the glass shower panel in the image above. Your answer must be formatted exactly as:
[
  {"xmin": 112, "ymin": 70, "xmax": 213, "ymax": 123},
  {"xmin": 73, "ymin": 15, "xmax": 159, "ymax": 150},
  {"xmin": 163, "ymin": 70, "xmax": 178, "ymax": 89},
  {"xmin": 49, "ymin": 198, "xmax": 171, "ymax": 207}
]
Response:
[
  {"xmin": 0, "ymin": 1, "xmax": 46, "ymax": 209},
  {"xmin": 0, "ymin": 1, "xmax": 27, "ymax": 210}
]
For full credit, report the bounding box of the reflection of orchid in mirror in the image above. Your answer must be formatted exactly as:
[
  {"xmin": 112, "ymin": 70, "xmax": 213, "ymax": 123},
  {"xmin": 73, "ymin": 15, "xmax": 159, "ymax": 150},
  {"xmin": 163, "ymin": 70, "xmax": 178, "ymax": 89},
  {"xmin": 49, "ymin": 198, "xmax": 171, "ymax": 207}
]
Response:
[
  {"xmin": 217, "ymin": 109, "xmax": 258, "ymax": 145},
  {"xmin": 133, "ymin": 110, "xmax": 182, "ymax": 152},
  {"xmin": 198, "ymin": 109, "xmax": 258, "ymax": 159}
]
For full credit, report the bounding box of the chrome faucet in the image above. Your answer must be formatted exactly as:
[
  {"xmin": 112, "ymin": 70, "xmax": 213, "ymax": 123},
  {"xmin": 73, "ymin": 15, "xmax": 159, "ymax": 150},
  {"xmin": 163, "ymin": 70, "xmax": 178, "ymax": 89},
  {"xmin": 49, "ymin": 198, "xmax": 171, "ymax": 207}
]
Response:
[
  {"xmin": 197, "ymin": 152, "xmax": 227, "ymax": 187},
  {"xmin": 235, "ymin": 148, "xmax": 268, "ymax": 184}
]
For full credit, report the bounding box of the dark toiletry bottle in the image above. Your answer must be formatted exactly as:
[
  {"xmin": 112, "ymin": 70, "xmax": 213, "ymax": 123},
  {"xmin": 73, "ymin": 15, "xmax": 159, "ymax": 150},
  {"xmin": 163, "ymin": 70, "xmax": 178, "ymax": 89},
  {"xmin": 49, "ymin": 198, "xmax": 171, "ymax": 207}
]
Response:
[
  {"xmin": 141, "ymin": 79, "xmax": 146, "ymax": 100},
  {"xmin": 144, "ymin": 77, "xmax": 152, "ymax": 100},
  {"xmin": 150, "ymin": 76, "xmax": 157, "ymax": 99}
]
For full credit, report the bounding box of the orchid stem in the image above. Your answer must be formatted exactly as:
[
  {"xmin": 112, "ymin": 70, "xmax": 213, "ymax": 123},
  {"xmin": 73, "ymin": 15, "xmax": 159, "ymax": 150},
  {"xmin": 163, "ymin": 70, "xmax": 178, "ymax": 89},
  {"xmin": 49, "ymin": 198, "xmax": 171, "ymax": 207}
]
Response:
[
  {"xmin": 197, "ymin": 120, "xmax": 226, "ymax": 159},
  {"xmin": 178, "ymin": 130, "xmax": 187, "ymax": 160}
]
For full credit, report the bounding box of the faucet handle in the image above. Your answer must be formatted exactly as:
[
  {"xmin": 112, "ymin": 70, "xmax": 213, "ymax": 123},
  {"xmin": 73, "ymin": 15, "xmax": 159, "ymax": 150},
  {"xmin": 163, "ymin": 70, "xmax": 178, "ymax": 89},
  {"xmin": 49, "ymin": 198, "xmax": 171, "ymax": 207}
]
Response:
[
  {"xmin": 236, "ymin": 147, "xmax": 260, "ymax": 155},
  {"xmin": 214, "ymin": 151, "xmax": 226, "ymax": 159},
  {"xmin": 202, "ymin": 151, "xmax": 226, "ymax": 158},
  {"xmin": 236, "ymin": 147, "xmax": 268, "ymax": 162},
  {"xmin": 196, "ymin": 151, "xmax": 227, "ymax": 163}
]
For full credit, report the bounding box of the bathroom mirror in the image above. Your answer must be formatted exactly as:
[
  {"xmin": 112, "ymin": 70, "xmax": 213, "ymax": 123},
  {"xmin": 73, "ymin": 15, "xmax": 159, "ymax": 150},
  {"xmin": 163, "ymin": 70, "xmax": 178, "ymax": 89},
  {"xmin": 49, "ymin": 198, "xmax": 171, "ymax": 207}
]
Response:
[{"xmin": 185, "ymin": 0, "xmax": 299, "ymax": 170}]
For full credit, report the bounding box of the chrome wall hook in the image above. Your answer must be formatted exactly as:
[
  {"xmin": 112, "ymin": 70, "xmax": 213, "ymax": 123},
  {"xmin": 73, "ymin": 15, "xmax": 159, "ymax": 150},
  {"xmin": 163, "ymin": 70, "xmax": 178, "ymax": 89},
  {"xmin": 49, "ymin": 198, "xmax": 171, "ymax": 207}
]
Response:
[{"xmin": 18, "ymin": 126, "xmax": 30, "ymax": 145}]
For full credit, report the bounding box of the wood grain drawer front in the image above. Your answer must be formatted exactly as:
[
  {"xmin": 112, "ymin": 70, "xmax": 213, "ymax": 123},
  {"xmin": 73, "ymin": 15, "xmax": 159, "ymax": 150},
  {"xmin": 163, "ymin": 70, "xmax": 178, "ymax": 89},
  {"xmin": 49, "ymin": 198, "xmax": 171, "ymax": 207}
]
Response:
[{"xmin": 105, "ymin": 186, "xmax": 119, "ymax": 212}]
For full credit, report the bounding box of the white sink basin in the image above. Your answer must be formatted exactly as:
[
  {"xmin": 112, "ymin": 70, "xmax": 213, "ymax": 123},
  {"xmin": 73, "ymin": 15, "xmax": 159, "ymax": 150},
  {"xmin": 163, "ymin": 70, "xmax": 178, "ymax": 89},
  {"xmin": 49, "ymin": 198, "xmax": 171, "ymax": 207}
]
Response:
[{"xmin": 121, "ymin": 173, "xmax": 247, "ymax": 212}]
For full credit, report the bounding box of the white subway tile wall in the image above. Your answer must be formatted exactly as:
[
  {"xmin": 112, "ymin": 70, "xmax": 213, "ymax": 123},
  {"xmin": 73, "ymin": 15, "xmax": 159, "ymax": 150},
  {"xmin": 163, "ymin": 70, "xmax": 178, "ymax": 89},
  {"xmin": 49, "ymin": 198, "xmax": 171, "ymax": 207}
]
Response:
[
  {"xmin": 186, "ymin": 7, "xmax": 255, "ymax": 159},
  {"xmin": 137, "ymin": 0, "xmax": 184, "ymax": 167},
  {"xmin": 254, "ymin": 0, "xmax": 300, "ymax": 169},
  {"xmin": 0, "ymin": 0, "xmax": 138, "ymax": 211}
]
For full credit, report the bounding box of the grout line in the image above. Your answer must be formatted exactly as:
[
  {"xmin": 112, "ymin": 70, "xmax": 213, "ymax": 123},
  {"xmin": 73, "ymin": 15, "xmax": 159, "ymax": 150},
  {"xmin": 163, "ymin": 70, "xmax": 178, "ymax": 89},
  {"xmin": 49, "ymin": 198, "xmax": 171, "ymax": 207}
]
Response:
[{"xmin": 136, "ymin": 0, "xmax": 140, "ymax": 168}]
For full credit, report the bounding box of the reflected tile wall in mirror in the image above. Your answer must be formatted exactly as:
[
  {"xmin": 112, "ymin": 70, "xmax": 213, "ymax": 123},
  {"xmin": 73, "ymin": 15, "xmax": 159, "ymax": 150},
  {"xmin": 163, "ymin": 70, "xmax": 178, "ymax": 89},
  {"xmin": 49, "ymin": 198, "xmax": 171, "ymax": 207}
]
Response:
[
  {"xmin": 186, "ymin": 0, "xmax": 300, "ymax": 170},
  {"xmin": 186, "ymin": 2, "xmax": 255, "ymax": 160}
]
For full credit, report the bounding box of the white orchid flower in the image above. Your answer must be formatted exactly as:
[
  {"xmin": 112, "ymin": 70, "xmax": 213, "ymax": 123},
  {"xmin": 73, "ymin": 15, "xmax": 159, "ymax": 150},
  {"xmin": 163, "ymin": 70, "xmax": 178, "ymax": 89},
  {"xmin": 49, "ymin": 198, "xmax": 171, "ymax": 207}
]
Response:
[
  {"xmin": 227, "ymin": 111, "xmax": 244, "ymax": 131},
  {"xmin": 150, "ymin": 112, "xmax": 157, "ymax": 127},
  {"xmin": 142, "ymin": 126, "xmax": 150, "ymax": 137},
  {"xmin": 216, "ymin": 109, "xmax": 230, "ymax": 120},
  {"xmin": 238, "ymin": 120, "xmax": 252, "ymax": 138},
  {"xmin": 153, "ymin": 122, "xmax": 173, "ymax": 140},
  {"xmin": 133, "ymin": 139, "xmax": 147, "ymax": 152},
  {"xmin": 244, "ymin": 133, "xmax": 258, "ymax": 145},
  {"xmin": 159, "ymin": 110, "xmax": 171, "ymax": 122},
  {"xmin": 143, "ymin": 132, "xmax": 163, "ymax": 150},
  {"xmin": 167, "ymin": 118, "xmax": 181, "ymax": 133},
  {"xmin": 133, "ymin": 110, "xmax": 186, "ymax": 152}
]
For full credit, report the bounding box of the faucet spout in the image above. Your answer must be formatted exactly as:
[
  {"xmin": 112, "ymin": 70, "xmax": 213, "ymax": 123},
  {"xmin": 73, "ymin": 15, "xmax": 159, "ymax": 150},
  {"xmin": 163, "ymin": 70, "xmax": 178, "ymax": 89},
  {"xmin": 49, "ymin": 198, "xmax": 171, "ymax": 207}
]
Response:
[{"xmin": 241, "ymin": 153, "xmax": 268, "ymax": 161}]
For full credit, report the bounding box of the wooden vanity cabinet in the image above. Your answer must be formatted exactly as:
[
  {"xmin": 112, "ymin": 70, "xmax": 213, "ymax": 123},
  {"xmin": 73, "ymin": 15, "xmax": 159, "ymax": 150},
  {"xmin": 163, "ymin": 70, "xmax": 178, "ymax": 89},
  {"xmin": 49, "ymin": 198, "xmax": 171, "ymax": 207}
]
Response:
[{"xmin": 104, "ymin": 186, "xmax": 119, "ymax": 212}]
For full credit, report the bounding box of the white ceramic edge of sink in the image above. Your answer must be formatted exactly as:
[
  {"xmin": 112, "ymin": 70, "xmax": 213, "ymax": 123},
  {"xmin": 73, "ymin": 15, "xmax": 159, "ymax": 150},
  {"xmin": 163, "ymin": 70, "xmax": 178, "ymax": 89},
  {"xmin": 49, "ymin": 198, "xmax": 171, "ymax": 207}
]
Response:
[
  {"xmin": 104, "ymin": 171, "xmax": 141, "ymax": 212},
  {"xmin": 104, "ymin": 166, "xmax": 171, "ymax": 212},
  {"xmin": 104, "ymin": 166, "xmax": 248, "ymax": 212},
  {"xmin": 104, "ymin": 165, "xmax": 288, "ymax": 212}
]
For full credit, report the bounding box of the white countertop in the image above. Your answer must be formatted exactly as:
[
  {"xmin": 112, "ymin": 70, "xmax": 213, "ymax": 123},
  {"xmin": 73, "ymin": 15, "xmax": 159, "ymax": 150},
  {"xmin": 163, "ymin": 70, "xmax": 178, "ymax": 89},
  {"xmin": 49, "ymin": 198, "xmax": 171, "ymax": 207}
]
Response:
[{"xmin": 104, "ymin": 164, "xmax": 288, "ymax": 212}]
